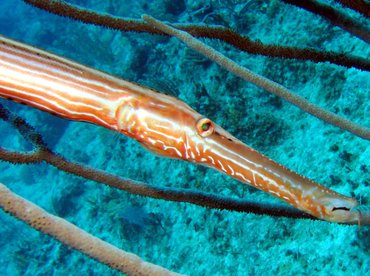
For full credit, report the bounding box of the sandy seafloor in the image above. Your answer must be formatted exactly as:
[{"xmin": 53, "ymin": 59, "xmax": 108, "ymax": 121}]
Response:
[{"xmin": 0, "ymin": 0, "xmax": 369, "ymax": 275}]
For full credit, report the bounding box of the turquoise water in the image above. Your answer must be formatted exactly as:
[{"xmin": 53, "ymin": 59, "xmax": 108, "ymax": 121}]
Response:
[{"xmin": 0, "ymin": 0, "xmax": 369, "ymax": 275}]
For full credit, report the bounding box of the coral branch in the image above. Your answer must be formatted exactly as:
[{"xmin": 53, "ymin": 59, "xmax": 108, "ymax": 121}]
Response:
[
  {"xmin": 282, "ymin": 0, "xmax": 370, "ymax": 44},
  {"xmin": 22, "ymin": 0, "xmax": 370, "ymax": 72},
  {"xmin": 142, "ymin": 15, "xmax": 370, "ymax": 140},
  {"xmin": 0, "ymin": 183, "xmax": 180, "ymax": 275},
  {"xmin": 334, "ymin": 0, "xmax": 370, "ymax": 18}
]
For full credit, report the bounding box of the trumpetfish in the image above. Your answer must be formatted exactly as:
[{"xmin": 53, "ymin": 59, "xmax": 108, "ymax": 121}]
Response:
[{"xmin": 0, "ymin": 34, "xmax": 361, "ymax": 223}]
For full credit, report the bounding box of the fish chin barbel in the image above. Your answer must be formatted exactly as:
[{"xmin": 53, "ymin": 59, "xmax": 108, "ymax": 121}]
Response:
[{"xmin": 0, "ymin": 35, "xmax": 361, "ymax": 223}]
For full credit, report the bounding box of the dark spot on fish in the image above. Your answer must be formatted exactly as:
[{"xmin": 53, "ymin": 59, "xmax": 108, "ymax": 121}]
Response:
[{"xmin": 332, "ymin": 206, "xmax": 350, "ymax": 212}]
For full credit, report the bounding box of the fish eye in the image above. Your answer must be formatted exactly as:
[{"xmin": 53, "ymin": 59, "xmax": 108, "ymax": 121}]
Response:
[{"xmin": 196, "ymin": 118, "xmax": 214, "ymax": 137}]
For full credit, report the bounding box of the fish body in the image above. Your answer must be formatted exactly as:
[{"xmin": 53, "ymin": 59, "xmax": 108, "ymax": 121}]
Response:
[{"xmin": 0, "ymin": 35, "xmax": 360, "ymax": 223}]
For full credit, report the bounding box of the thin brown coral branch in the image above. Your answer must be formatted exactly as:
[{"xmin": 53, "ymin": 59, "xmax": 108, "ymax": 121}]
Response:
[
  {"xmin": 334, "ymin": 0, "xmax": 370, "ymax": 19},
  {"xmin": 282, "ymin": 0, "xmax": 370, "ymax": 44},
  {"xmin": 143, "ymin": 15, "xmax": 370, "ymax": 141},
  {"xmin": 22, "ymin": 0, "xmax": 370, "ymax": 72}
]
